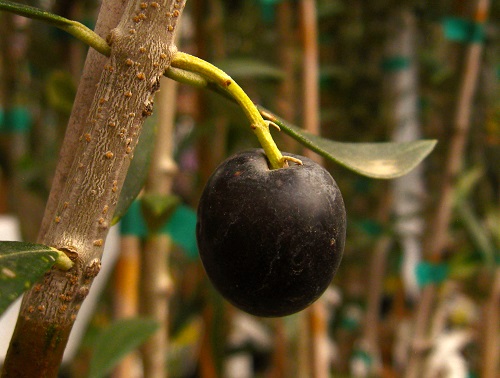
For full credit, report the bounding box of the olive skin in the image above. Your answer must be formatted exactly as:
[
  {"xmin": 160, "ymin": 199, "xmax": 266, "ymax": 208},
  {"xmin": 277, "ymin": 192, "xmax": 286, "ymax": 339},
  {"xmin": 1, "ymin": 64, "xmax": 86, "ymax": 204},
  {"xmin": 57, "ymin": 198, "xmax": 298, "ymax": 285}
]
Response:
[{"xmin": 196, "ymin": 149, "xmax": 346, "ymax": 317}]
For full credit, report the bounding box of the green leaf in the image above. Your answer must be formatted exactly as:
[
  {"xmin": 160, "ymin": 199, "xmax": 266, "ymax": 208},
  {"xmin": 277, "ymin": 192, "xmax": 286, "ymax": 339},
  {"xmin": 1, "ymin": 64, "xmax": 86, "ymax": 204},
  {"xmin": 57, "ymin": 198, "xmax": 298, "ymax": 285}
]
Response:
[
  {"xmin": 214, "ymin": 58, "xmax": 285, "ymax": 80},
  {"xmin": 141, "ymin": 194, "xmax": 180, "ymax": 233},
  {"xmin": 45, "ymin": 70, "xmax": 77, "ymax": 115},
  {"xmin": 0, "ymin": 241, "xmax": 60, "ymax": 315},
  {"xmin": 0, "ymin": 0, "xmax": 72, "ymax": 26},
  {"xmin": 112, "ymin": 120, "xmax": 156, "ymax": 225},
  {"xmin": 259, "ymin": 107, "xmax": 437, "ymax": 179},
  {"xmin": 0, "ymin": 0, "xmax": 110, "ymax": 56},
  {"xmin": 88, "ymin": 318, "xmax": 159, "ymax": 378}
]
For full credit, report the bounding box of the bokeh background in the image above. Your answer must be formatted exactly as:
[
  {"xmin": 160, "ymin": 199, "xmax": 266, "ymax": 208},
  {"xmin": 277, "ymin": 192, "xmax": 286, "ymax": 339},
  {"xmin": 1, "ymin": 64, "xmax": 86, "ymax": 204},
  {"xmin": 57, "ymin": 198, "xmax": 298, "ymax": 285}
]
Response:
[{"xmin": 0, "ymin": 0, "xmax": 499, "ymax": 377}]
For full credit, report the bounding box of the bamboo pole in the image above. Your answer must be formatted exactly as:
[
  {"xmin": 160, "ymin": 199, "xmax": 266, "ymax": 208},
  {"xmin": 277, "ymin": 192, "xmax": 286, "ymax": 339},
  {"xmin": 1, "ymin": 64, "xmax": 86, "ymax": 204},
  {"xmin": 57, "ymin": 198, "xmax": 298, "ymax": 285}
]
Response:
[
  {"xmin": 140, "ymin": 76, "xmax": 179, "ymax": 378},
  {"xmin": 481, "ymin": 268, "xmax": 500, "ymax": 378},
  {"xmin": 112, "ymin": 236, "xmax": 141, "ymax": 378},
  {"xmin": 405, "ymin": 1, "xmax": 490, "ymax": 376},
  {"xmin": 299, "ymin": 1, "xmax": 329, "ymax": 377},
  {"xmin": 300, "ymin": 0, "xmax": 320, "ymax": 160},
  {"xmin": 276, "ymin": 0, "xmax": 298, "ymax": 154}
]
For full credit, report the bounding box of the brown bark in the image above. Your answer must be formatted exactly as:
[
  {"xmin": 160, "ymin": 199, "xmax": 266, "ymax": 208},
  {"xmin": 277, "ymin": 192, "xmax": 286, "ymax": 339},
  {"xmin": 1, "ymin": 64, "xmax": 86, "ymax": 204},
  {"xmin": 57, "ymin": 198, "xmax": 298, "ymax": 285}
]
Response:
[{"xmin": 1, "ymin": 1, "xmax": 186, "ymax": 376}]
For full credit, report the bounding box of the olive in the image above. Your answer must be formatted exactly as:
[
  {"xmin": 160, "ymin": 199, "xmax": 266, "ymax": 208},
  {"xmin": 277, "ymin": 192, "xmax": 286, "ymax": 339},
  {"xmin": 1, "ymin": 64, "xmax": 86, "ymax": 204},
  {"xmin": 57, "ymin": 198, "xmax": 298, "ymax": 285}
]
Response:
[{"xmin": 196, "ymin": 149, "xmax": 346, "ymax": 317}]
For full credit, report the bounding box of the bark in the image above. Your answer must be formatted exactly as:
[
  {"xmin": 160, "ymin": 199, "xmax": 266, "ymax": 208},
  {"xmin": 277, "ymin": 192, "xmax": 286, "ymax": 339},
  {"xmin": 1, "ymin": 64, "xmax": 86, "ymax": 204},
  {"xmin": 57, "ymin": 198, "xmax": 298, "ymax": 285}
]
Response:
[{"xmin": 1, "ymin": 1, "xmax": 186, "ymax": 376}]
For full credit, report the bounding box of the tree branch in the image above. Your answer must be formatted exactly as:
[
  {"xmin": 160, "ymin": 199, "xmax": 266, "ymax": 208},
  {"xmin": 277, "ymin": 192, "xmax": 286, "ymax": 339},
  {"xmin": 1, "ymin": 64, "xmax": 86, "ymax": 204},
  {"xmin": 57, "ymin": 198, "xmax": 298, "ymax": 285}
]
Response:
[{"xmin": 1, "ymin": 1, "xmax": 186, "ymax": 377}]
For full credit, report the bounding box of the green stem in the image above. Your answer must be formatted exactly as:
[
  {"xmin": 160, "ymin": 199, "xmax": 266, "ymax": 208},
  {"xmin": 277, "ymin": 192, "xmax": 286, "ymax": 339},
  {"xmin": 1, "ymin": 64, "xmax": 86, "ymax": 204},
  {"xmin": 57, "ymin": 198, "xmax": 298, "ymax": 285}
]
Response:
[
  {"xmin": 170, "ymin": 52, "xmax": 285, "ymax": 169},
  {"xmin": 0, "ymin": 0, "xmax": 110, "ymax": 56},
  {"xmin": 62, "ymin": 21, "xmax": 110, "ymax": 56}
]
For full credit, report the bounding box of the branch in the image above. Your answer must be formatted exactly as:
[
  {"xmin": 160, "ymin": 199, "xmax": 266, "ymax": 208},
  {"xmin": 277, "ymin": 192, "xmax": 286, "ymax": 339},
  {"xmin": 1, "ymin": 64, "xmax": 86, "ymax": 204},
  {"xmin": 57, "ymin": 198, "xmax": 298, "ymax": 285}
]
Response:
[{"xmin": 1, "ymin": 1, "xmax": 186, "ymax": 376}]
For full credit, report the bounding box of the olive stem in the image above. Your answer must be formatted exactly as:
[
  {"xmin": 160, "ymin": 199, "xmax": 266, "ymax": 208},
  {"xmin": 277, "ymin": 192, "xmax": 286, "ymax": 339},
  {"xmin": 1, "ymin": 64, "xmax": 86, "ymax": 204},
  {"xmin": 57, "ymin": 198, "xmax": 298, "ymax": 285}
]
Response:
[{"xmin": 170, "ymin": 52, "xmax": 285, "ymax": 169}]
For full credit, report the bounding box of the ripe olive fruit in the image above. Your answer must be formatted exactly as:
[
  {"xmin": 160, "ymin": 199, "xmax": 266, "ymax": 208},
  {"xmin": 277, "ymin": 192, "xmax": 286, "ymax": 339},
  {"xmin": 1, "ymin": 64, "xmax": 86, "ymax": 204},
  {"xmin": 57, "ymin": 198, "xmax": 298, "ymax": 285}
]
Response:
[{"xmin": 196, "ymin": 149, "xmax": 346, "ymax": 317}]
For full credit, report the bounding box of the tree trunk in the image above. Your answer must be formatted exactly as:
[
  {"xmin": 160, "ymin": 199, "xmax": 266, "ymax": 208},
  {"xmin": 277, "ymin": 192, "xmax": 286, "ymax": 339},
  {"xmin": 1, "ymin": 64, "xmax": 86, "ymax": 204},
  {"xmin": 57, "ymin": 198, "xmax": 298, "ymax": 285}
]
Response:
[{"xmin": 1, "ymin": 1, "xmax": 186, "ymax": 376}]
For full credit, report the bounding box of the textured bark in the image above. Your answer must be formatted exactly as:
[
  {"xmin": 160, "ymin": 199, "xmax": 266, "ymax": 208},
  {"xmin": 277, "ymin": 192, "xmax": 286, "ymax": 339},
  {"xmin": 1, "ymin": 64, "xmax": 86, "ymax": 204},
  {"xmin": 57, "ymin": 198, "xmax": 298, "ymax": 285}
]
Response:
[{"xmin": 1, "ymin": 1, "xmax": 186, "ymax": 377}]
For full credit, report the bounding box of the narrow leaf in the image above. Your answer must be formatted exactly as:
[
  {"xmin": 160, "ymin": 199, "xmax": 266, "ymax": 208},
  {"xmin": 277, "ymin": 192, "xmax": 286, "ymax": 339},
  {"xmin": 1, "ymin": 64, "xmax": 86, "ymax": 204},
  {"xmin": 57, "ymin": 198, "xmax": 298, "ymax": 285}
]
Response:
[
  {"xmin": 112, "ymin": 120, "xmax": 156, "ymax": 225},
  {"xmin": 0, "ymin": 0, "xmax": 71, "ymax": 26},
  {"xmin": 215, "ymin": 58, "xmax": 285, "ymax": 80},
  {"xmin": 88, "ymin": 318, "xmax": 159, "ymax": 378},
  {"xmin": 141, "ymin": 194, "xmax": 180, "ymax": 233},
  {"xmin": 0, "ymin": 241, "xmax": 60, "ymax": 315},
  {"xmin": 0, "ymin": 0, "xmax": 110, "ymax": 56},
  {"xmin": 260, "ymin": 107, "xmax": 437, "ymax": 179}
]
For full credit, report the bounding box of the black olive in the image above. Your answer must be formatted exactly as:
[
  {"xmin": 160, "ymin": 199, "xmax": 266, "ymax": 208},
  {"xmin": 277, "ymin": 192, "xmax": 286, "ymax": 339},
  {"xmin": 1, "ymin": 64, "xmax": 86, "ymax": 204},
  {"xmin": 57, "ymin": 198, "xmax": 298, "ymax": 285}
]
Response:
[{"xmin": 197, "ymin": 149, "xmax": 346, "ymax": 317}]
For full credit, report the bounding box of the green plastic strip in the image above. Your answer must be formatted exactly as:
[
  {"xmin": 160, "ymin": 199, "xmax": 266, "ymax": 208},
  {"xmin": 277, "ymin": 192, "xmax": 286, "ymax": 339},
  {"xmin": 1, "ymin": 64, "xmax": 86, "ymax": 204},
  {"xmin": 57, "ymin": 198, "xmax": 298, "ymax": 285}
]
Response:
[
  {"xmin": 351, "ymin": 349, "xmax": 373, "ymax": 366},
  {"xmin": 119, "ymin": 200, "xmax": 148, "ymax": 238},
  {"xmin": 0, "ymin": 107, "xmax": 32, "ymax": 133},
  {"xmin": 120, "ymin": 200, "xmax": 198, "ymax": 259},
  {"xmin": 258, "ymin": 0, "xmax": 283, "ymax": 22},
  {"xmin": 163, "ymin": 205, "xmax": 198, "ymax": 259},
  {"xmin": 415, "ymin": 261, "xmax": 449, "ymax": 287},
  {"xmin": 442, "ymin": 17, "xmax": 485, "ymax": 43},
  {"xmin": 381, "ymin": 56, "xmax": 411, "ymax": 72}
]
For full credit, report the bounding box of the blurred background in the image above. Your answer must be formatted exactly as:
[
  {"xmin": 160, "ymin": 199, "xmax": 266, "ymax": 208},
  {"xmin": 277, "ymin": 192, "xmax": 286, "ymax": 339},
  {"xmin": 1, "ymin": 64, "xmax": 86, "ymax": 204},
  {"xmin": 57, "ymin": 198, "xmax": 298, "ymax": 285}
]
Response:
[{"xmin": 0, "ymin": 0, "xmax": 499, "ymax": 377}]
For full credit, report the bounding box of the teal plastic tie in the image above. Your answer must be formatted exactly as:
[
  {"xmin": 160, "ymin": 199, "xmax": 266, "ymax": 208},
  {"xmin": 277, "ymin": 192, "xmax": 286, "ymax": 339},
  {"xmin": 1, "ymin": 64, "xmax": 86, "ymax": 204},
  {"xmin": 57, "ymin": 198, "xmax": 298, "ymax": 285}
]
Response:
[
  {"xmin": 358, "ymin": 219, "xmax": 383, "ymax": 237},
  {"xmin": 120, "ymin": 200, "xmax": 148, "ymax": 238},
  {"xmin": 416, "ymin": 261, "xmax": 449, "ymax": 287},
  {"xmin": 443, "ymin": 17, "xmax": 485, "ymax": 43},
  {"xmin": 381, "ymin": 56, "xmax": 411, "ymax": 72},
  {"xmin": 258, "ymin": 0, "xmax": 283, "ymax": 22},
  {"xmin": 162, "ymin": 204, "xmax": 198, "ymax": 259},
  {"xmin": 352, "ymin": 349, "xmax": 372, "ymax": 366},
  {"xmin": 0, "ymin": 107, "xmax": 32, "ymax": 134},
  {"xmin": 120, "ymin": 200, "xmax": 198, "ymax": 259}
]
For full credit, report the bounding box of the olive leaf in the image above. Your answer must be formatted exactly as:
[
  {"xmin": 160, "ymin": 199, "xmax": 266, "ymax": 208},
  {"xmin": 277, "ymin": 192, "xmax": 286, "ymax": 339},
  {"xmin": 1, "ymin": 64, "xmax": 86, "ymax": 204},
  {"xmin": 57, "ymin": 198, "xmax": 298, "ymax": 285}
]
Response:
[
  {"xmin": 45, "ymin": 70, "xmax": 77, "ymax": 115},
  {"xmin": 214, "ymin": 58, "xmax": 285, "ymax": 80},
  {"xmin": 0, "ymin": 241, "xmax": 70, "ymax": 316},
  {"xmin": 259, "ymin": 107, "xmax": 437, "ymax": 179},
  {"xmin": 88, "ymin": 318, "xmax": 159, "ymax": 378},
  {"xmin": 0, "ymin": 0, "xmax": 72, "ymax": 26},
  {"xmin": 141, "ymin": 193, "xmax": 181, "ymax": 233},
  {"xmin": 112, "ymin": 120, "xmax": 157, "ymax": 225},
  {"xmin": 0, "ymin": 0, "xmax": 110, "ymax": 56}
]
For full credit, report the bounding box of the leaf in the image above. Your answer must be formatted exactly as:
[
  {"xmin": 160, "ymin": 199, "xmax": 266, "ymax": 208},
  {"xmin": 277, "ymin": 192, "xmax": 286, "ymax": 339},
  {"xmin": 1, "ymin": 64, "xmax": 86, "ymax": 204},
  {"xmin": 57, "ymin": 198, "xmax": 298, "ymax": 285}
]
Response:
[
  {"xmin": 0, "ymin": 241, "xmax": 59, "ymax": 315},
  {"xmin": 0, "ymin": 0, "xmax": 72, "ymax": 26},
  {"xmin": 168, "ymin": 316, "xmax": 203, "ymax": 377},
  {"xmin": 88, "ymin": 318, "xmax": 159, "ymax": 378},
  {"xmin": 112, "ymin": 120, "xmax": 156, "ymax": 225},
  {"xmin": 45, "ymin": 70, "xmax": 77, "ymax": 115},
  {"xmin": 214, "ymin": 58, "xmax": 285, "ymax": 80},
  {"xmin": 0, "ymin": 0, "xmax": 110, "ymax": 56},
  {"xmin": 141, "ymin": 194, "xmax": 180, "ymax": 233},
  {"xmin": 456, "ymin": 201, "xmax": 496, "ymax": 268},
  {"xmin": 259, "ymin": 107, "xmax": 437, "ymax": 179}
]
